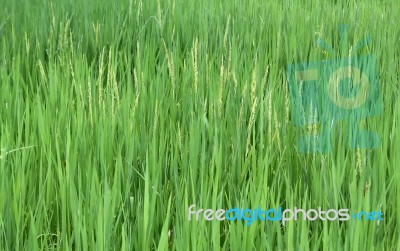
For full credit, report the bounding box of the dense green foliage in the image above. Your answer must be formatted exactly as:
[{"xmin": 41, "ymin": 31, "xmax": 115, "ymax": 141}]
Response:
[{"xmin": 0, "ymin": 0, "xmax": 399, "ymax": 250}]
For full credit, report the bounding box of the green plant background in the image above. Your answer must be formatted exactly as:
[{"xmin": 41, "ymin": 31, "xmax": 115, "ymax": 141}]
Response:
[{"xmin": 0, "ymin": 0, "xmax": 399, "ymax": 250}]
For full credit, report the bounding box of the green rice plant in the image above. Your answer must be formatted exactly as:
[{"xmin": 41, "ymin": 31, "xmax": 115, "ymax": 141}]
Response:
[{"xmin": 0, "ymin": 0, "xmax": 399, "ymax": 250}]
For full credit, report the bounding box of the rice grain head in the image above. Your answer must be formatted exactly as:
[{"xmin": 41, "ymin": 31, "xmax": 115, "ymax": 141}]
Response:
[
  {"xmin": 357, "ymin": 147, "xmax": 363, "ymax": 174},
  {"xmin": 157, "ymin": 0, "xmax": 162, "ymax": 27},
  {"xmin": 231, "ymin": 71, "xmax": 238, "ymax": 96},
  {"xmin": 162, "ymin": 39, "xmax": 175, "ymax": 96},
  {"xmin": 153, "ymin": 100, "xmax": 159, "ymax": 137},
  {"xmin": 98, "ymin": 48, "xmax": 105, "ymax": 115},
  {"xmin": 38, "ymin": 59, "xmax": 47, "ymax": 84},
  {"xmin": 191, "ymin": 38, "xmax": 199, "ymax": 95},
  {"xmin": 239, "ymin": 81, "xmax": 248, "ymax": 125},
  {"xmin": 246, "ymin": 97, "xmax": 258, "ymax": 157},
  {"xmin": 136, "ymin": 0, "xmax": 143, "ymax": 24}
]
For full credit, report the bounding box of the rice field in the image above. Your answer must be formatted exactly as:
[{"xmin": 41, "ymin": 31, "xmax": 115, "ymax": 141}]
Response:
[{"xmin": 0, "ymin": 0, "xmax": 399, "ymax": 250}]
